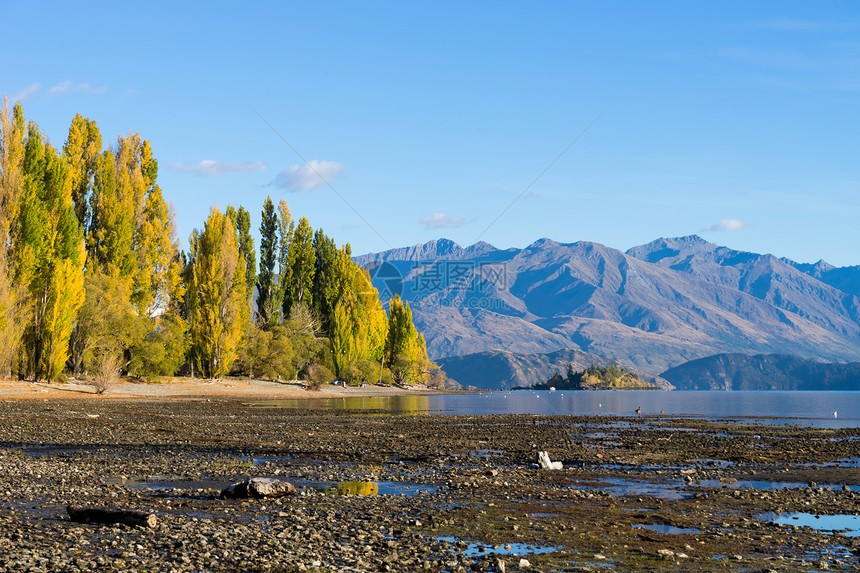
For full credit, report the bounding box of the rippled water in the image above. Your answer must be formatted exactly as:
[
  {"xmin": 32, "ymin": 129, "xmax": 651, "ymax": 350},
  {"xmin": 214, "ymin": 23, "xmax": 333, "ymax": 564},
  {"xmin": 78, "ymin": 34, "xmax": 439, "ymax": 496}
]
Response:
[{"xmin": 252, "ymin": 390, "xmax": 860, "ymax": 427}]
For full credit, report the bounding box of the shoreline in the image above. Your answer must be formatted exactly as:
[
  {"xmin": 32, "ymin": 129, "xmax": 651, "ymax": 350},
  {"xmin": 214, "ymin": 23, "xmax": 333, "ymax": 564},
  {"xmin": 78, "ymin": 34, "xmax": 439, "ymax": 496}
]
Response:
[{"xmin": 0, "ymin": 377, "xmax": 455, "ymax": 401}]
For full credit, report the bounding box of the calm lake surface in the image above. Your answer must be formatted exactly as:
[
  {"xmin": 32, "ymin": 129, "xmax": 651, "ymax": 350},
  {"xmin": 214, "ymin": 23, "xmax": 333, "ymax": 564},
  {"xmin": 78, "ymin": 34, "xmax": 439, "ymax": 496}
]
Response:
[{"xmin": 255, "ymin": 390, "xmax": 860, "ymax": 428}]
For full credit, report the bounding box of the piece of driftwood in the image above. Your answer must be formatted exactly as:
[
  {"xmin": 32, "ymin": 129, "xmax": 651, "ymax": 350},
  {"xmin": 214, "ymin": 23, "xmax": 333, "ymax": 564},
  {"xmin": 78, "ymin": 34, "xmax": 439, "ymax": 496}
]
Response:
[
  {"xmin": 66, "ymin": 504, "xmax": 157, "ymax": 528},
  {"xmin": 537, "ymin": 450, "xmax": 563, "ymax": 470},
  {"xmin": 220, "ymin": 477, "xmax": 297, "ymax": 499}
]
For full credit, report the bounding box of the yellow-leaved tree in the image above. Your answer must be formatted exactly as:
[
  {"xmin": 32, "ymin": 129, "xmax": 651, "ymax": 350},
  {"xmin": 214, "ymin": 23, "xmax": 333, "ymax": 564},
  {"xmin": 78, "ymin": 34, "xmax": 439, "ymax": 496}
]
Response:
[
  {"xmin": 13, "ymin": 119, "xmax": 85, "ymax": 381},
  {"xmin": 188, "ymin": 207, "xmax": 248, "ymax": 378},
  {"xmin": 0, "ymin": 99, "xmax": 26, "ymax": 378}
]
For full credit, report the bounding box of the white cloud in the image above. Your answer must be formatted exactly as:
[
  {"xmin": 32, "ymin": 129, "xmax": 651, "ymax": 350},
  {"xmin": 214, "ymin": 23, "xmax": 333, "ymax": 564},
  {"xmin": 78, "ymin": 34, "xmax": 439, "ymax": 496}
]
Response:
[
  {"xmin": 47, "ymin": 80, "xmax": 106, "ymax": 96},
  {"xmin": 272, "ymin": 160, "xmax": 344, "ymax": 191},
  {"xmin": 10, "ymin": 83, "xmax": 41, "ymax": 102},
  {"xmin": 702, "ymin": 219, "xmax": 750, "ymax": 232},
  {"xmin": 170, "ymin": 160, "xmax": 267, "ymax": 176},
  {"xmin": 420, "ymin": 213, "xmax": 468, "ymax": 230}
]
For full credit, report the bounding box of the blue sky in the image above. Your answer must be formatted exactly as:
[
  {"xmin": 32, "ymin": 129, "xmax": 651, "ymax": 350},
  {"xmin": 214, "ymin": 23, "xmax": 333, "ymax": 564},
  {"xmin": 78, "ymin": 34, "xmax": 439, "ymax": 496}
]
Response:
[{"xmin": 3, "ymin": 1, "xmax": 859, "ymax": 266}]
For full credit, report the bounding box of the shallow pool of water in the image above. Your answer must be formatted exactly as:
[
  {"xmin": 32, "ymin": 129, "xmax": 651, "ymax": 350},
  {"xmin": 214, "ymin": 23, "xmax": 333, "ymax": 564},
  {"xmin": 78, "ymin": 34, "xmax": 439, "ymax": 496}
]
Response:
[
  {"xmin": 436, "ymin": 536, "xmax": 560, "ymax": 557},
  {"xmin": 760, "ymin": 512, "xmax": 860, "ymax": 536},
  {"xmin": 575, "ymin": 478, "xmax": 691, "ymax": 500},
  {"xmin": 698, "ymin": 480, "xmax": 860, "ymax": 492},
  {"xmin": 633, "ymin": 524, "xmax": 701, "ymax": 535}
]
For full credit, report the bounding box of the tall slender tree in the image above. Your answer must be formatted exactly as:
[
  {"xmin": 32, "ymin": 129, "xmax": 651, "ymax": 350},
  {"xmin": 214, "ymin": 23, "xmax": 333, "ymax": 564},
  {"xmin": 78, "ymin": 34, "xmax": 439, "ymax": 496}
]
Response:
[
  {"xmin": 63, "ymin": 113, "xmax": 101, "ymax": 238},
  {"xmin": 0, "ymin": 99, "xmax": 26, "ymax": 377},
  {"xmin": 282, "ymin": 216, "xmax": 315, "ymax": 319},
  {"xmin": 189, "ymin": 207, "xmax": 248, "ymax": 378},
  {"xmin": 226, "ymin": 205, "xmax": 256, "ymax": 303},
  {"xmin": 14, "ymin": 121, "xmax": 85, "ymax": 380},
  {"xmin": 256, "ymin": 196, "xmax": 278, "ymax": 325}
]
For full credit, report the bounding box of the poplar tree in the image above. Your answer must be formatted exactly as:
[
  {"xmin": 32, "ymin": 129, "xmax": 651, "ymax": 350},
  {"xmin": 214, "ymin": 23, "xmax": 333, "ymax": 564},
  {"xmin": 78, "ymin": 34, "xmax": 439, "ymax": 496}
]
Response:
[
  {"xmin": 14, "ymin": 122, "xmax": 85, "ymax": 381},
  {"xmin": 189, "ymin": 207, "xmax": 248, "ymax": 378},
  {"xmin": 256, "ymin": 196, "xmax": 278, "ymax": 325},
  {"xmin": 226, "ymin": 205, "xmax": 256, "ymax": 303},
  {"xmin": 386, "ymin": 294, "xmax": 419, "ymax": 383},
  {"xmin": 0, "ymin": 99, "xmax": 26, "ymax": 377},
  {"xmin": 88, "ymin": 149, "xmax": 135, "ymax": 277},
  {"xmin": 63, "ymin": 113, "xmax": 101, "ymax": 236},
  {"xmin": 275, "ymin": 199, "xmax": 293, "ymax": 311},
  {"xmin": 282, "ymin": 216, "xmax": 315, "ymax": 319}
]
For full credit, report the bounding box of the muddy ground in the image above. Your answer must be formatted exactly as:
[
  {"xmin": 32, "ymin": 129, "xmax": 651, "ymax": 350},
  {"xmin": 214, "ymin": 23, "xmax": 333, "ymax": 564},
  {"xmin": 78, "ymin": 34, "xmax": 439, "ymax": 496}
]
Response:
[{"xmin": 0, "ymin": 397, "xmax": 858, "ymax": 572}]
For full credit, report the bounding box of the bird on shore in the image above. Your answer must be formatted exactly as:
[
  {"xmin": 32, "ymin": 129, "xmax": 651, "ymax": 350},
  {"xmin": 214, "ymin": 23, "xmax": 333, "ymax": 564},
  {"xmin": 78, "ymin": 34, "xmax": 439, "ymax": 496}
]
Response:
[
  {"xmin": 635, "ymin": 406, "xmax": 642, "ymax": 416},
  {"xmin": 834, "ymin": 411, "xmax": 838, "ymax": 418}
]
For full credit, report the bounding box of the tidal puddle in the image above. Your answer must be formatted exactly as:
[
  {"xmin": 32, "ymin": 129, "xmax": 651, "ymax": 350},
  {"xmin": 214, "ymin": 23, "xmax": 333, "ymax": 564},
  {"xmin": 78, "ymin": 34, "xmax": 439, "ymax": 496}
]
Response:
[
  {"xmin": 760, "ymin": 512, "xmax": 860, "ymax": 536},
  {"xmin": 633, "ymin": 524, "xmax": 701, "ymax": 535},
  {"xmin": 697, "ymin": 480, "xmax": 860, "ymax": 492},
  {"xmin": 689, "ymin": 458, "xmax": 735, "ymax": 467},
  {"xmin": 436, "ymin": 536, "xmax": 560, "ymax": 557},
  {"xmin": 310, "ymin": 480, "xmax": 437, "ymax": 496},
  {"xmin": 575, "ymin": 478, "xmax": 691, "ymax": 500},
  {"xmin": 104, "ymin": 476, "xmax": 234, "ymax": 491},
  {"xmin": 19, "ymin": 444, "xmax": 97, "ymax": 456},
  {"xmin": 104, "ymin": 475, "xmax": 437, "ymax": 497}
]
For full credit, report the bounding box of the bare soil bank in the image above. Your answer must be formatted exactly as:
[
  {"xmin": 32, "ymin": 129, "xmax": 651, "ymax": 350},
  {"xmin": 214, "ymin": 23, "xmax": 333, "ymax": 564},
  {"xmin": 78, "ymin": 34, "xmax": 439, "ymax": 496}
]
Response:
[{"xmin": 0, "ymin": 397, "xmax": 858, "ymax": 571}]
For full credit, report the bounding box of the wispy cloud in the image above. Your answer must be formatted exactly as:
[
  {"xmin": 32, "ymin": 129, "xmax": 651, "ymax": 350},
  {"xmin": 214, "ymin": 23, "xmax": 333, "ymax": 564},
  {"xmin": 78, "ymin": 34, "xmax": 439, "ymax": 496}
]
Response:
[
  {"xmin": 10, "ymin": 83, "xmax": 41, "ymax": 102},
  {"xmin": 420, "ymin": 213, "xmax": 468, "ymax": 230},
  {"xmin": 702, "ymin": 219, "xmax": 750, "ymax": 232},
  {"xmin": 47, "ymin": 80, "xmax": 107, "ymax": 96},
  {"xmin": 170, "ymin": 160, "xmax": 267, "ymax": 176},
  {"xmin": 272, "ymin": 160, "xmax": 344, "ymax": 191}
]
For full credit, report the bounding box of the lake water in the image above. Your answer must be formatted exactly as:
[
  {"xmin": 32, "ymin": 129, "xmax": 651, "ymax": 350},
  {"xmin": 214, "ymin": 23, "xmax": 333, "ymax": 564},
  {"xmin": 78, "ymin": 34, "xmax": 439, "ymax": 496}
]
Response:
[{"xmin": 253, "ymin": 390, "xmax": 860, "ymax": 428}]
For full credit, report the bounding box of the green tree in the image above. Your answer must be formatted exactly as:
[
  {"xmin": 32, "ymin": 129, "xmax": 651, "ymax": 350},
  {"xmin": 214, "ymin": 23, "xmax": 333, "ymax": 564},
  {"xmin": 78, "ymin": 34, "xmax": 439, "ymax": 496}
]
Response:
[
  {"xmin": 14, "ymin": 122, "xmax": 85, "ymax": 381},
  {"xmin": 275, "ymin": 199, "xmax": 293, "ymax": 312},
  {"xmin": 256, "ymin": 196, "xmax": 278, "ymax": 325},
  {"xmin": 88, "ymin": 149, "xmax": 136, "ymax": 276},
  {"xmin": 226, "ymin": 205, "xmax": 256, "ymax": 303},
  {"xmin": 188, "ymin": 207, "xmax": 248, "ymax": 378},
  {"xmin": 282, "ymin": 216, "xmax": 315, "ymax": 319}
]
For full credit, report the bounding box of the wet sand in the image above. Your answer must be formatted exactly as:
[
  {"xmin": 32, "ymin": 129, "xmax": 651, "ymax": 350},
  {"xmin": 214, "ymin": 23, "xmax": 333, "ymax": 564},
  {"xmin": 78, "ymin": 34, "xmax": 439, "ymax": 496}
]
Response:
[{"xmin": 0, "ymin": 394, "xmax": 858, "ymax": 571}]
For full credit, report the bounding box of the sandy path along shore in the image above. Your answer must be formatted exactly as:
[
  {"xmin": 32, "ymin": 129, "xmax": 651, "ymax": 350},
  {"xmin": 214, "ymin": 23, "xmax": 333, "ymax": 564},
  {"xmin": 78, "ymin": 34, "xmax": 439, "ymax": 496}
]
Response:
[{"xmin": 0, "ymin": 377, "xmax": 448, "ymax": 401}]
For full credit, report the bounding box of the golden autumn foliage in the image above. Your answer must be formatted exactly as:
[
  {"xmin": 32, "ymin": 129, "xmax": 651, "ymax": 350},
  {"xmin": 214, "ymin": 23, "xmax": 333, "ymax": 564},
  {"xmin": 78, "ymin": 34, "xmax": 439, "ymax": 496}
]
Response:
[
  {"xmin": 188, "ymin": 207, "xmax": 248, "ymax": 378},
  {"xmin": 0, "ymin": 102, "xmax": 436, "ymax": 386}
]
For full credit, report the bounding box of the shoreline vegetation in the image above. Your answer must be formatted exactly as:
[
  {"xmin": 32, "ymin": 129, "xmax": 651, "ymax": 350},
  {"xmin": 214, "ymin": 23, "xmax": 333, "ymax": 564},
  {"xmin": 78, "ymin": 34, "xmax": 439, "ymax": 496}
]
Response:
[{"xmin": 0, "ymin": 101, "xmax": 443, "ymax": 391}]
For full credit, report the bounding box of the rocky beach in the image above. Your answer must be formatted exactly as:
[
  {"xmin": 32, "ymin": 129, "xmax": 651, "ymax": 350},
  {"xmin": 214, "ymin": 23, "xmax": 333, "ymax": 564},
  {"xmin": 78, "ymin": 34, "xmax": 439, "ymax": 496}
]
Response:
[{"xmin": 0, "ymin": 382, "xmax": 858, "ymax": 572}]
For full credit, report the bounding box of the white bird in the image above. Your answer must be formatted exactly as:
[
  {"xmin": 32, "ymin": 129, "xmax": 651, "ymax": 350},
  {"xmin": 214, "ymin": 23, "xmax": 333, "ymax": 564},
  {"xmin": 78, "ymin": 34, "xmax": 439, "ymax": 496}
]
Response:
[{"xmin": 834, "ymin": 411, "xmax": 838, "ymax": 418}]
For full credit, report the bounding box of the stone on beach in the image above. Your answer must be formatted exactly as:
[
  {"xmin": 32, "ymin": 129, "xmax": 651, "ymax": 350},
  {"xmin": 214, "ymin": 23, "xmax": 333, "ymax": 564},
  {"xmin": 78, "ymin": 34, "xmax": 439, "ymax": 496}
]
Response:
[{"xmin": 220, "ymin": 477, "xmax": 297, "ymax": 499}]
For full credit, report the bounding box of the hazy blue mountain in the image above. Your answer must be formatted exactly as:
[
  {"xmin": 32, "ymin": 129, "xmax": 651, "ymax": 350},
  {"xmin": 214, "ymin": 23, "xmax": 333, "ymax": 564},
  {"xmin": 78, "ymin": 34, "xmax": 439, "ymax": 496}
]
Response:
[
  {"xmin": 356, "ymin": 236, "xmax": 860, "ymax": 383},
  {"xmin": 785, "ymin": 259, "xmax": 860, "ymax": 300},
  {"xmin": 661, "ymin": 353, "xmax": 860, "ymax": 391}
]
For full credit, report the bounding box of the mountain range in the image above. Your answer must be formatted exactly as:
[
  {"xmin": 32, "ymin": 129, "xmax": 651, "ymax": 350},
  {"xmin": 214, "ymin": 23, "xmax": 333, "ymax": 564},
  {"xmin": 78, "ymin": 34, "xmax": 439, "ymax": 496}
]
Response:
[{"xmin": 355, "ymin": 236, "xmax": 860, "ymax": 389}]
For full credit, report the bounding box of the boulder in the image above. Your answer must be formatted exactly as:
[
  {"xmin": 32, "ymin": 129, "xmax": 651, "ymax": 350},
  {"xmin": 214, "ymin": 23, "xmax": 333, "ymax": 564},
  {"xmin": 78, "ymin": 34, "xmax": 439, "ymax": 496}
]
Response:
[{"xmin": 221, "ymin": 477, "xmax": 297, "ymax": 499}]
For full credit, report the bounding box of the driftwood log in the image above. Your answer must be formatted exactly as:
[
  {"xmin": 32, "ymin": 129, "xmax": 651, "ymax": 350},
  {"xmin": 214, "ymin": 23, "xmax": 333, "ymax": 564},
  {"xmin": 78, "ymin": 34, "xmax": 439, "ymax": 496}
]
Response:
[{"xmin": 66, "ymin": 504, "xmax": 157, "ymax": 528}]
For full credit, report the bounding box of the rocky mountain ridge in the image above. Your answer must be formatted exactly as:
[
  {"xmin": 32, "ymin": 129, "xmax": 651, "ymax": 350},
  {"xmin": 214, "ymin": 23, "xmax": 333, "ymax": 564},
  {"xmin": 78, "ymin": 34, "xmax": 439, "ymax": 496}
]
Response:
[{"xmin": 355, "ymin": 236, "xmax": 860, "ymax": 387}]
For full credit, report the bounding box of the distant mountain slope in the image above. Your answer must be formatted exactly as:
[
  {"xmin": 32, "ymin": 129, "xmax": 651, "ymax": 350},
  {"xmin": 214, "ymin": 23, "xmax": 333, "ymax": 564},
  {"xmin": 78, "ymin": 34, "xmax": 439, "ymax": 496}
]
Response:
[
  {"xmin": 661, "ymin": 353, "xmax": 860, "ymax": 391},
  {"xmin": 626, "ymin": 236, "xmax": 860, "ymax": 339},
  {"xmin": 356, "ymin": 236, "xmax": 860, "ymax": 379},
  {"xmin": 437, "ymin": 348, "xmax": 673, "ymax": 391}
]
